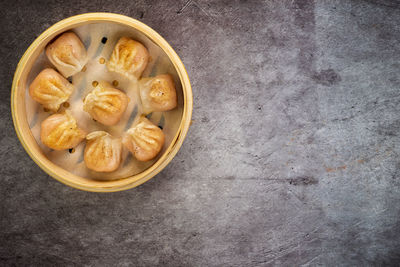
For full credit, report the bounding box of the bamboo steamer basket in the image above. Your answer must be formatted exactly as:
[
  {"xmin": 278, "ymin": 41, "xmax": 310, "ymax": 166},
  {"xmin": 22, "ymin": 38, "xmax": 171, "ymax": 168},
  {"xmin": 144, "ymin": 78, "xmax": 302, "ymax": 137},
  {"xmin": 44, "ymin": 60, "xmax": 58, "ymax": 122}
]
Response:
[{"xmin": 11, "ymin": 13, "xmax": 193, "ymax": 192}]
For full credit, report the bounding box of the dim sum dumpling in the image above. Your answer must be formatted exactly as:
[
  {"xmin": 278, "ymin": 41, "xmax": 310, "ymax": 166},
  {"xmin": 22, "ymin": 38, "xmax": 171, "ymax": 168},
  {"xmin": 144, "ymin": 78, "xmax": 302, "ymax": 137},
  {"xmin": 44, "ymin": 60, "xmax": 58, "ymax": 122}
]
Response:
[
  {"xmin": 29, "ymin": 68, "xmax": 75, "ymax": 112},
  {"xmin": 139, "ymin": 74, "xmax": 177, "ymax": 114},
  {"xmin": 46, "ymin": 32, "xmax": 87, "ymax": 77},
  {"xmin": 84, "ymin": 131, "xmax": 122, "ymax": 172},
  {"xmin": 107, "ymin": 37, "xmax": 149, "ymax": 80},
  {"xmin": 41, "ymin": 111, "xmax": 86, "ymax": 150},
  {"xmin": 122, "ymin": 117, "xmax": 165, "ymax": 161},
  {"xmin": 83, "ymin": 81, "xmax": 129, "ymax": 126}
]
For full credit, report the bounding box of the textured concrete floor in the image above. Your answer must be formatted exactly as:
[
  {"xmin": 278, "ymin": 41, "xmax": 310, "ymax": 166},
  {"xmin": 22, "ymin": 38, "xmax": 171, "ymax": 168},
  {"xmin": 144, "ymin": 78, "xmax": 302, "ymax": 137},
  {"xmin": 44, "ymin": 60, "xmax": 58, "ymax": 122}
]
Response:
[{"xmin": 1, "ymin": 0, "xmax": 400, "ymax": 266}]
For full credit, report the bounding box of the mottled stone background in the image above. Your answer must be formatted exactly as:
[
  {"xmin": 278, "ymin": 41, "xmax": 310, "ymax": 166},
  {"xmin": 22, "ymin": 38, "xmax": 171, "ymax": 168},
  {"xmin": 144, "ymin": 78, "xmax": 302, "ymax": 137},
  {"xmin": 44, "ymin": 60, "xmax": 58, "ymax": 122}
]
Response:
[{"xmin": 1, "ymin": 0, "xmax": 400, "ymax": 266}]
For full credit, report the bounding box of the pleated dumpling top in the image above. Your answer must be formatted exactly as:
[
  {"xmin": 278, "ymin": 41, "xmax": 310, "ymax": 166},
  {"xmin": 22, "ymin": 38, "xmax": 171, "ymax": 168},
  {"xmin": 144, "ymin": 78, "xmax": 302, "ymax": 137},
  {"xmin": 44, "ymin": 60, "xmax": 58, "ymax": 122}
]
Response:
[
  {"xmin": 83, "ymin": 81, "xmax": 129, "ymax": 126},
  {"xmin": 84, "ymin": 131, "xmax": 122, "ymax": 172},
  {"xmin": 29, "ymin": 68, "xmax": 74, "ymax": 112},
  {"xmin": 122, "ymin": 117, "xmax": 165, "ymax": 162},
  {"xmin": 107, "ymin": 37, "xmax": 149, "ymax": 80},
  {"xmin": 40, "ymin": 110, "xmax": 86, "ymax": 150},
  {"xmin": 139, "ymin": 74, "xmax": 177, "ymax": 114},
  {"xmin": 46, "ymin": 32, "xmax": 87, "ymax": 77}
]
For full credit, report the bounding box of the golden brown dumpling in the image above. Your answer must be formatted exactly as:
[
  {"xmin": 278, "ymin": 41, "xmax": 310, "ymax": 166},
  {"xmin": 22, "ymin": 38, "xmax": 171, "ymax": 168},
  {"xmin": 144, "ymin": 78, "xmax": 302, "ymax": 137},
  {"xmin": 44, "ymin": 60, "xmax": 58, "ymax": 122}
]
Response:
[
  {"xmin": 84, "ymin": 131, "xmax": 122, "ymax": 172},
  {"xmin": 83, "ymin": 81, "xmax": 129, "ymax": 126},
  {"xmin": 140, "ymin": 74, "xmax": 177, "ymax": 114},
  {"xmin": 107, "ymin": 37, "xmax": 149, "ymax": 80},
  {"xmin": 122, "ymin": 117, "xmax": 165, "ymax": 161},
  {"xmin": 41, "ymin": 111, "xmax": 86, "ymax": 150},
  {"xmin": 29, "ymin": 68, "xmax": 74, "ymax": 112},
  {"xmin": 46, "ymin": 32, "xmax": 87, "ymax": 77}
]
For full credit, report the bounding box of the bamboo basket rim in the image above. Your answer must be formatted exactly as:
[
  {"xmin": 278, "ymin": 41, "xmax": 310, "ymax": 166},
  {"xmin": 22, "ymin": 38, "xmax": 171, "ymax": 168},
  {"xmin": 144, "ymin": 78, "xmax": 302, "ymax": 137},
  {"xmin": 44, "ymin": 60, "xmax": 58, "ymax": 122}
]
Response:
[{"xmin": 11, "ymin": 13, "xmax": 193, "ymax": 192}]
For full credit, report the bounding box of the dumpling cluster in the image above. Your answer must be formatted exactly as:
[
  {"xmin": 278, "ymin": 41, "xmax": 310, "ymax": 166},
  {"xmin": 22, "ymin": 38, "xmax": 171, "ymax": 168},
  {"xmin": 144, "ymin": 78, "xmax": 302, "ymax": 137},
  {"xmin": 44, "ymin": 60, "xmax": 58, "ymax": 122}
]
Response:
[
  {"xmin": 30, "ymin": 33, "xmax": 179, "ymax": 174},
  {"xmin": 83, "ymin": 81, "xmax": 129, "ymax": 126},
  {"xmin": 29, "ymin": 32, "xmax": 87, "ymax": 113}
]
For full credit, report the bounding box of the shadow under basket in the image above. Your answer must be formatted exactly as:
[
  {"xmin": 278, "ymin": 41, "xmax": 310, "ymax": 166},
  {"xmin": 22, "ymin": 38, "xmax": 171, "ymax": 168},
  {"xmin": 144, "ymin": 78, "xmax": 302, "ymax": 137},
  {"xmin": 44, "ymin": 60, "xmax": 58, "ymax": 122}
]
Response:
[{"xmin": 11, "ymin": 13, "xmax": 193, "ymax": 192}]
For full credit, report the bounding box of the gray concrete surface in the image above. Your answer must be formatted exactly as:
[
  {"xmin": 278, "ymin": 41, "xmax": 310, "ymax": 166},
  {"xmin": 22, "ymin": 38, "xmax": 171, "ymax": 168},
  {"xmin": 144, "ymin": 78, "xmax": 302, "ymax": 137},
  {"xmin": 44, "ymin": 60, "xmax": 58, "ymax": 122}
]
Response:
[{"xmin": 1, "ymin": 0, "xmax": 400, "ymax": 266}]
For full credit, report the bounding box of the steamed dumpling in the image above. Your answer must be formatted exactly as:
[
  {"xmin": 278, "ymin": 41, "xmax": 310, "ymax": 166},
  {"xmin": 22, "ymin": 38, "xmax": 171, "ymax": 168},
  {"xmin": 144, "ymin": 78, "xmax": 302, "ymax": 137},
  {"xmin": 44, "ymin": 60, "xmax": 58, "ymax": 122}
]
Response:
[
  {"xmin": 107, "ymin": 37, "xmax": 149, "ymax": 80},
  {"xmin": 83, "ymin": 81, "xmax": 129, "ymax": 126},
  {"xmin": 139, "ymin": 74, "xmax": 177, "ymax": 114},
  {"xmin": 46, "ymin": 32, "xmax": 87, "ymax": 77},
  {"xmin": 122, "ymin": 117, "xmax": 165, "ymax": 161},
  {"xmin": 84, "ymin": 131, "xmax": 122, "ymax": 172},
  {"xmin": 29, "ymin": 68, "xmax": 75, "ymax": 112},
  {"xmin": 41, "ymin": 111, "xmax": 86, "ymax": 150}
]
